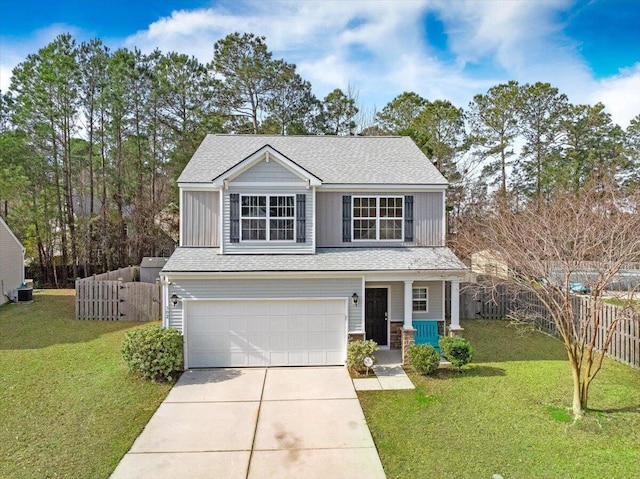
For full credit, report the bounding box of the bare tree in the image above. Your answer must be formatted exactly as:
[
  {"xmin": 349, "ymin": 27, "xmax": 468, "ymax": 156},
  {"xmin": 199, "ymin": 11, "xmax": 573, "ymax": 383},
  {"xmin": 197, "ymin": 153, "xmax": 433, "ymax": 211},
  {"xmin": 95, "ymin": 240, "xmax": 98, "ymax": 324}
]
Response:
[{"xmin": 457, "ymin": 182, "xmax": 640, "ymax": 419}]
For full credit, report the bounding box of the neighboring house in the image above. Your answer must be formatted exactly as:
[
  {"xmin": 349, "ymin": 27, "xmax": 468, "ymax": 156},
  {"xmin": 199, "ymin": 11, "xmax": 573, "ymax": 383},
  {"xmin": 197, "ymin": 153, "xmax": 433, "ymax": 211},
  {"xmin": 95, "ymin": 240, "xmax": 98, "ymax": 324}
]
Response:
[
  {"xmin": 471, "ymin": 249, "xmax": 509, "ymax": 279},
  {"xmin": 161, "ymin": 135, "xmax": 468, "ymax": 368},
  {"xmin": 0, "ymin": 216, "xmax": 26, "ymax": 306}
]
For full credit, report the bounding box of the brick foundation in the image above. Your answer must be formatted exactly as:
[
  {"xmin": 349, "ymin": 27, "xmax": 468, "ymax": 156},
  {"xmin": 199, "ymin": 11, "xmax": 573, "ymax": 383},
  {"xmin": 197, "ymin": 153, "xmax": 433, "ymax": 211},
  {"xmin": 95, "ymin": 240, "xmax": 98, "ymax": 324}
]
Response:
[
  {"xmin": 401, "ymin": 327, "xmax": 416, "ymax": 366},
  {"xmin": 390, "ymin": 322, "xmax": 403, "ymax": 349},
  {"xmin": 348, "ymin": 332, "xmax": 365, "ymax": 342}
]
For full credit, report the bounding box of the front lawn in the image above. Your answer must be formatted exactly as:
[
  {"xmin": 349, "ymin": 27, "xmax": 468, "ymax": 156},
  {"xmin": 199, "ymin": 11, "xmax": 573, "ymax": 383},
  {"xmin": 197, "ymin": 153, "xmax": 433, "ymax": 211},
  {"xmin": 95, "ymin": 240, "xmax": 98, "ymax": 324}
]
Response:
[
  {"xmin": 359, "ymin": 320, "xmax": 640, "ymax": 479},
  {"xmin": 0, "ymin": 290, "xmax": 172, "ymax": 479}
]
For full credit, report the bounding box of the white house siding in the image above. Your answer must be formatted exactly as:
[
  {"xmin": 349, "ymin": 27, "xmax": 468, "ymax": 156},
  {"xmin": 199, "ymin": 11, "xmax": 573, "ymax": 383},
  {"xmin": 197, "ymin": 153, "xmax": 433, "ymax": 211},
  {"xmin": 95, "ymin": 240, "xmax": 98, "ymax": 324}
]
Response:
[
  {"xmin": 222, "ymin": 186, "xmax": 314, "ymax": 254},
  {"xmin": 0, "ymin": 218, "xmax": 25, "ymax": 305},
  {"xmin": 315, "ymin": 191, "xmax": 444, "ymax": 247},
  {"xmin": 168, "ymin": 277, "xmax": 362, "ymax": 332},
  {"xmin": 181, "ymin": 190, "xmax": 220, "ymax": 247},
  {"xmin": 366, "ymin": 280, "xmax": 444, "ymax": 322}
]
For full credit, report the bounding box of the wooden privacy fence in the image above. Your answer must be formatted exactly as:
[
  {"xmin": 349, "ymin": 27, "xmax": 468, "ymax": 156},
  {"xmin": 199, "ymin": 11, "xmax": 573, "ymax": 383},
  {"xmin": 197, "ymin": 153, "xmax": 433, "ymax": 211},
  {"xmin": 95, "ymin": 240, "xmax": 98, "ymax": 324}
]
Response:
[
  {"xmin": 75, "ymin": 270, "xmax": 161, "ymax": 321},
  {"xmin": 87, "ymin": 266, "xmax": 138, "ymax": 282},
  {"xmin": 461, "ymin": 283, "xmax": 640, "ymax": 368}
]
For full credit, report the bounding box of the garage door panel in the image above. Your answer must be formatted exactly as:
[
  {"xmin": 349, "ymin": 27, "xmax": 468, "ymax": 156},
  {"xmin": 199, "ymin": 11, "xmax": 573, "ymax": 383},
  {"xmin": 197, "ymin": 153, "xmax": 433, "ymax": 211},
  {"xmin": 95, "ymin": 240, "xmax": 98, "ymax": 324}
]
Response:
[
  {"xmin": 287, "ymin": 332, "xmax": 309, "ymax": 349},
  {"xmin": 186, "ymin": 299, "xmax": 347, "ymax": 368},
  {"xmin": 287, "ymin": 316, "xmax": 309, "ymax": 332},
  {"xmin": 246, "ymin": 316, "xmax": 268, "ymax": 332},
  {"xmin": 269, "ymin": 316, "xmax": 288, "ymax": 332}
]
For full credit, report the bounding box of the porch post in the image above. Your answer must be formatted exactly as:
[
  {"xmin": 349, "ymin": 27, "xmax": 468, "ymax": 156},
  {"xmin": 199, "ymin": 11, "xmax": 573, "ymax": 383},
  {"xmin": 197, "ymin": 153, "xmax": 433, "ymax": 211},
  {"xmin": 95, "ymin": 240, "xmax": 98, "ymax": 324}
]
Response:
[
  {"xmin": 403, "ymin": 280, "xmax": 413, "ymax": 329},
  {"xmin": 401, "ymin": 280, "xmax": 415, "ymax": 365},
  {"xmin": 449, "ymin": 279, "xmax": 463, "ymax": 335}
]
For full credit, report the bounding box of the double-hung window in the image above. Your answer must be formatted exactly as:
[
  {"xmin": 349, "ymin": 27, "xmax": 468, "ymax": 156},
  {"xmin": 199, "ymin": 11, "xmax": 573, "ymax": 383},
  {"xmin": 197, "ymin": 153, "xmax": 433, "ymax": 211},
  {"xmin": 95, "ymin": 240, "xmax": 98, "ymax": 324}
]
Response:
[
  {"xmin": 353, "ymin": 196, "xmax": 403, "ymax": 241},
  {"xmin": 241, "ymin": 195, "xmax": 294, "ymax": 241},
  {"xmin": 412, "ymin": 287, "xmax": 428, "ymax": 312}
]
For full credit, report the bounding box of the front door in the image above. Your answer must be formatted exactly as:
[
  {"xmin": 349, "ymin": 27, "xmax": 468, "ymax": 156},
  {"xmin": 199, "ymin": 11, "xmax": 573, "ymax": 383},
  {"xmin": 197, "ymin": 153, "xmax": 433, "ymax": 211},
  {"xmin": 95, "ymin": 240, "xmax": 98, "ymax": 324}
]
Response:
[{"xmin": 365, "ymin": 288, "xmax": 387, "ymax": 346}]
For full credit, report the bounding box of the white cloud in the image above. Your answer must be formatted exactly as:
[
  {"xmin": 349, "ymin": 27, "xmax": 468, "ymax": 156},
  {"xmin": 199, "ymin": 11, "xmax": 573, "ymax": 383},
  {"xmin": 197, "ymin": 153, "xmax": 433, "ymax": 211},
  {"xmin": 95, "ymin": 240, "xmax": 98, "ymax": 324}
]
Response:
[
  {"xmin": 0, "ymin": 23, "xmax": 84, "ymax": 92},
  {"xmin": 1, "ymin": 0, "xmax": 637, "ymax": 127},
  {"xmin": 589, "ymin": 64, "xmax": 640, "ymax": 127}
]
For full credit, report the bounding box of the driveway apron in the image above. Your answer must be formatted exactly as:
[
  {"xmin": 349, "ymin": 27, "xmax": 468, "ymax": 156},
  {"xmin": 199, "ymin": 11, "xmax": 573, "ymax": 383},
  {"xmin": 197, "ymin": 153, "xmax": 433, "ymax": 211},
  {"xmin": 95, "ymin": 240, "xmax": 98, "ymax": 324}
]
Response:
[{"xmin": 110, "ymin": 367, "xmax": 385, "ymax": 479}]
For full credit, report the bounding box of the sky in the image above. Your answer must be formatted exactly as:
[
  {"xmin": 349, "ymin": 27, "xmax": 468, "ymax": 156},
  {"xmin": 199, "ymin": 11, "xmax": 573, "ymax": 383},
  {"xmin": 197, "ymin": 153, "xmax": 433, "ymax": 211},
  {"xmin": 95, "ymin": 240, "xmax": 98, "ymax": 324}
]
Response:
[{"xmin": 0, "ymin": 0, "xmax": 639, "ymax": 127}]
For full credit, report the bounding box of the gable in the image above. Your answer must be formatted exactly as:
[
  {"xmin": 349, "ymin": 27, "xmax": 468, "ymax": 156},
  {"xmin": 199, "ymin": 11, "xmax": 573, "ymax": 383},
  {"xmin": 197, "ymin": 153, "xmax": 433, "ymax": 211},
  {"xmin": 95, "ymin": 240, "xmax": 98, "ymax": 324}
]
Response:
[
  {"xmin": 211, "ymin": 144, "xmax": 322, "ymax": 187},
  {"xmin": 231, "ymin": 158, "xmax": 305, "ymax": 185}
]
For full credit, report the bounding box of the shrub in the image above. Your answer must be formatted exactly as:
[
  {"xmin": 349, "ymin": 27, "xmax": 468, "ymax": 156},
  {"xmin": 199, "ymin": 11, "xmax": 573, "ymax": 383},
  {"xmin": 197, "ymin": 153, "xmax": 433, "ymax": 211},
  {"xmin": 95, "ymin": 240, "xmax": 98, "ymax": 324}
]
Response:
[
  {"xmin": 121, "ymin": 326, "xmax": 183, "ymax": 382},
  {"xmin": 346, "ymin": 339, "xmax": 377, "ymax": 374},
  {"xmin": 409, "ymin": 344, "xmax": 440, "ymax": 375},
  {"xmin": 439, "ymin": 336, "xmax": 473, "ymax": 371}
]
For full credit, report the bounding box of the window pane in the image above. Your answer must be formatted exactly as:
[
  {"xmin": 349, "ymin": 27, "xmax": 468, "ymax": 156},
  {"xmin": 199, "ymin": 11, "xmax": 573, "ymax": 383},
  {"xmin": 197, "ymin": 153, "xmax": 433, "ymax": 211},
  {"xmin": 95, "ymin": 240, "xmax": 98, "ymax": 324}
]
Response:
[
  {"xmin": 353, "ymin": 197, "xmax": 376, "ymax": 218},
  {"xmin": 269, "ymin": 219, "xmax": 294, "ymax": 240},
  {"xmin": 380, "ymin": 219, "xmax": 402, "ymax": 240},
  {"xmin": 380, "ymin": 197, "xmax": 403, "ymax": 218},
  {"xmin": 413, "ymin": 300, "xmax": 427, "ymax": 312},
  {"xmin": 241, "ymin": 196, "xmax": 266, "ymax": 217},
  {"xmin": 353, "ymin": 219, "xmax": 376, "ymax": 240},
  {"xmin": 413, "ymin": 288, "xmax": 427, "ymax": 300},
  {"xmin": 270, "ymin": 196, "xmax": 294, "ymax": 218},
  {"xmin": 241, "ymin": 218, "xmax": 266, "ymax": 240}
]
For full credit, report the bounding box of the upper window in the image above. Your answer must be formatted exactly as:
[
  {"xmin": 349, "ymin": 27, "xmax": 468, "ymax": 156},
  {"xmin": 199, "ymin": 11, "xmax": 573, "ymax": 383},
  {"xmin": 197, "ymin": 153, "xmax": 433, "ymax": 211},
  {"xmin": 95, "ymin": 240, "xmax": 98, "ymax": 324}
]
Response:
[
  {"xmin": 353, "ymin": 196, "xmax": 403, "ymax": 241},
  {"xmin": 241, "ymin": 195, "xmax": 294, "ymax": 241},
  {"xmin": 412, "ymin": 287, "xmax": 428, "ymax": 312}
]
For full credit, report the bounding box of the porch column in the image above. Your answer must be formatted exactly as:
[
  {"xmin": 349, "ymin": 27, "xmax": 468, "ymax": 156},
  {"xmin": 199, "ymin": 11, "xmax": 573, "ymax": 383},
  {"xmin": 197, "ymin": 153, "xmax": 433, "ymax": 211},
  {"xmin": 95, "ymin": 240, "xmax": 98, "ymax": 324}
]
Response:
[
  {"xmin": 402, "ymin": 280, "xmax": 416, "ymax": 365},
  {"xmin": 403, "ymin": 280, "xmax": 413, "ymax": 329},
  {"xmin": 449, "ymin": 279, "xmax": 463, "ymax": 335}
]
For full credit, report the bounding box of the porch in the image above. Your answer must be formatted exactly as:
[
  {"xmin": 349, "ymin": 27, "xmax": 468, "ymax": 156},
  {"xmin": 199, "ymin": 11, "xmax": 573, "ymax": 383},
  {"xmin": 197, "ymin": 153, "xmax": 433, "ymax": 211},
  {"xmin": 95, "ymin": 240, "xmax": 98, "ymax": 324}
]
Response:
[{"xmin": 361, "ymin": 279, "xmax": 463, "ymax": 365}]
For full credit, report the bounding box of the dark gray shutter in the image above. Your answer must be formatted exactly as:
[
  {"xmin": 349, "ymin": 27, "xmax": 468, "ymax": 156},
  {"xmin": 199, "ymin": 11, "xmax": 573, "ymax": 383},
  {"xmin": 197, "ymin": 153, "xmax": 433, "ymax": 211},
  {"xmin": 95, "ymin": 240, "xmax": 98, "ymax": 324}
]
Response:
[
  {"xmin": 404, "ymin": 195, "xmax": 414, "ymax": 242},
  {"xmin": 296, "ymin": 194, "xmax": 306, "ymax": 243},
  {"xmin": 230, "ymin": 193, "xmax": 240, "ymax": 243},
  {"xmin": 342, "ymin": 195, "xmax": 351, "ymax": 242}
]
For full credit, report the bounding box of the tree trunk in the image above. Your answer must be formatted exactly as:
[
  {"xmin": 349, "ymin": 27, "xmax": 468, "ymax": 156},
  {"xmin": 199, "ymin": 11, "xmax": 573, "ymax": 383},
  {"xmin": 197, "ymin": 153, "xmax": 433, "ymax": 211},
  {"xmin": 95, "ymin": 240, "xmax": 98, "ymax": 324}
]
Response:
[{"xmin": 569, "ymin": 353, "xmax": 585, "ymax": 419}]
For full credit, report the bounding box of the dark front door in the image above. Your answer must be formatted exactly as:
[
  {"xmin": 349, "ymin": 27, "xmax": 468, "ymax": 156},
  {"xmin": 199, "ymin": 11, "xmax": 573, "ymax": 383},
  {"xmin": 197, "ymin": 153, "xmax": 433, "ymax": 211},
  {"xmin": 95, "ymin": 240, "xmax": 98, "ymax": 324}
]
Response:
[{"xmin": 365, "ymin": 288, "xmax": 388, "ymax": 346}]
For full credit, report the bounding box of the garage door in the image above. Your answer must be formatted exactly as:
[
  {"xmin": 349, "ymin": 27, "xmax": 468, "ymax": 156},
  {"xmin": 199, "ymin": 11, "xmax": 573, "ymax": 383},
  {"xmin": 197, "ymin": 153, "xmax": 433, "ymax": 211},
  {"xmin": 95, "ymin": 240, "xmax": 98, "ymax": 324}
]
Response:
[{"xmin": 185, "ymin": 299, "xmax": 347, "ymax": 368}]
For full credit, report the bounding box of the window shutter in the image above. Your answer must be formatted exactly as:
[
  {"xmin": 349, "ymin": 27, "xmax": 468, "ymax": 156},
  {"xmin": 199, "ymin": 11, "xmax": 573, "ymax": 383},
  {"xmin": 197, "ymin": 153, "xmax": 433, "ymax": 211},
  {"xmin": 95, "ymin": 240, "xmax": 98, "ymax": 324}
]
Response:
[
  {"xmin": 296, "ymin": 194, "xmax": 306, "ymax": 243},
  {"xmin": 230, "ymin": 193, "xmax": 240, "ymax": 243},
  {"xmin": 342, "ymin": 195, "xmax": 351, "ymax": 242},
  {"xmin": 404, "ymin": 195, "xmax": 414, "ymax": 242}
]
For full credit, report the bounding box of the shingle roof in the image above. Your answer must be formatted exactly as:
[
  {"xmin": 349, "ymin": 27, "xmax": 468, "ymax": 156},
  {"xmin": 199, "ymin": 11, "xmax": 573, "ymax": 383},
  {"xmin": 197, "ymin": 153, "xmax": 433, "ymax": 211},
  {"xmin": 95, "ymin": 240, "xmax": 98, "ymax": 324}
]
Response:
[
  {"xmin": 162, "ymin": 247, "xmax": 467, "ymax": 274},
  {"xmin": 178, "ymin": 135, "xmax": 448, "ymax": 185}
]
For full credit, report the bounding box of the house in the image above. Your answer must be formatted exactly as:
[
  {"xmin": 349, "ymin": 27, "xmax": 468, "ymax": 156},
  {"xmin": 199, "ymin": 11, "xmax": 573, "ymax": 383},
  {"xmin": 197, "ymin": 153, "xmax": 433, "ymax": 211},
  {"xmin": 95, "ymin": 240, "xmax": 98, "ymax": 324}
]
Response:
[
  {"xmin": 0, "ymin": 216, "xmax": 26, "ymax": 306},
  {"xmin": 471, "ymin": 249, "xmax": 509, "ymax": 279},
  {"xmin": 160, "ymin": 135, "xmax": 468, "ymax": 368}
]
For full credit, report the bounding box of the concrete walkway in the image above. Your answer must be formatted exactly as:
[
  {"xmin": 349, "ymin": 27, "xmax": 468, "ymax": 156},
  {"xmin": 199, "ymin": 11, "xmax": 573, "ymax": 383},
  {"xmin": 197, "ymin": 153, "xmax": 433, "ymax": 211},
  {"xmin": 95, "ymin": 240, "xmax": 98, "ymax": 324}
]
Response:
[
  {"xmin": 110, "ymin": 367, "xmax": 386, "ymax": 479},
  {"xmin": 352, "ymin": 350, "xmax": 415, "ymax": 391}
]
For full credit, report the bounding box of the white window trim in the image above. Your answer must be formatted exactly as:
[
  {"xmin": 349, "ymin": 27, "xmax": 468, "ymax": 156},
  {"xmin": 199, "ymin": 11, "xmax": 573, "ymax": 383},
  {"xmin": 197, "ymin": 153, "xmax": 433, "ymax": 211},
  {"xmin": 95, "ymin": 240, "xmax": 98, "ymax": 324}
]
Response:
[
  {"xmin": 240, "ymin": 194, "xmax": 296, "ymax": 242},
  {"xmin": 412, "ymin": 287, "xmax": 429, "ymax": 312},
  {"xmin": 352, "ymin": 195, "xmax": 404, "ymax": 242}
]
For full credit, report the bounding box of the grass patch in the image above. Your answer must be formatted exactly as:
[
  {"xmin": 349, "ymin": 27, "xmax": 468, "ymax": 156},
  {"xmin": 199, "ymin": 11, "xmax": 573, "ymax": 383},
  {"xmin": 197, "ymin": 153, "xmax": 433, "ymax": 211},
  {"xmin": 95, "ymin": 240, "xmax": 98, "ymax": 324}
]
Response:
[
  {"xmin": 0, "ymin": 290, "xmax": 172, "ymax": 479},
  {"xmin": 359, "ymin": 320, "xmax": 640, "ymax": 479},
  {"xmin": 546, "ymin": 405, "xmax": 573, "ymax": 423}
]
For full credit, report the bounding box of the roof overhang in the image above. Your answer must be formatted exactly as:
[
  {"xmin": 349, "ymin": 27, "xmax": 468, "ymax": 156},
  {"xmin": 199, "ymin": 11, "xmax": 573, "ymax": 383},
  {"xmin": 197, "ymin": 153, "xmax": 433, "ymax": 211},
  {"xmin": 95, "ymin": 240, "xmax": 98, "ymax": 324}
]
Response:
[{"xmin": 211, "ymin": 144, "xmax": 322, "ymax": 187}]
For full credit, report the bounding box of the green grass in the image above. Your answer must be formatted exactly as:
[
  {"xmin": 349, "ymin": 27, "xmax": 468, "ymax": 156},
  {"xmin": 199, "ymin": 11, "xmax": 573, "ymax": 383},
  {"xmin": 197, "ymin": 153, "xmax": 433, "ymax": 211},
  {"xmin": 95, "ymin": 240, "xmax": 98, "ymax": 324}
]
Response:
[
  {"xmin": 0, "ymin": 290, "xmax": 172, "ymax": 479},
  {"xmin": 359, "ymin": 320, "xmax": 640, "ymax": 479}
]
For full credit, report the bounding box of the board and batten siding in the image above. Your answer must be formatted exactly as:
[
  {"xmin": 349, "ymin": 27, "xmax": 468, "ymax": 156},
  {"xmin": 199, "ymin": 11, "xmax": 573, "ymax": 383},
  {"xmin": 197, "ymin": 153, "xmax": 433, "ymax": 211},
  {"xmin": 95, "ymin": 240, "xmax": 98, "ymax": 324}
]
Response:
[
  {"xmin": 316, "ymin": 191, "xmax": 444, "ymax": 247},
  {"xmin": 0, "ymin": 218, "xmax": 25, "ymax": 305},
  {"xmin": 181, "ymin": 190, "xmax": 220, "ymax": 247},
  {"xmin": 223, "ymin": 185, "xmax": 314, "ymax": 254},
  {"xmin": 366, "ymin": 280, "xmax": 444, "ymax": 322},
  {"xmin": 168, "ymin": 277, "xmax": 362, "ymax": 333}
]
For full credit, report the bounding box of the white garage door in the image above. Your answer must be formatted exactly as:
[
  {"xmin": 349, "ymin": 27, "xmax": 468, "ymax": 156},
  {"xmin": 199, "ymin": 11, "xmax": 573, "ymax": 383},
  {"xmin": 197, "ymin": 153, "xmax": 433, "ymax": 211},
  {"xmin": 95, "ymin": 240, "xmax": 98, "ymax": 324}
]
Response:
[{"xmin": 185, "ymin": 299, "xmax": 347, "ymax": 368}]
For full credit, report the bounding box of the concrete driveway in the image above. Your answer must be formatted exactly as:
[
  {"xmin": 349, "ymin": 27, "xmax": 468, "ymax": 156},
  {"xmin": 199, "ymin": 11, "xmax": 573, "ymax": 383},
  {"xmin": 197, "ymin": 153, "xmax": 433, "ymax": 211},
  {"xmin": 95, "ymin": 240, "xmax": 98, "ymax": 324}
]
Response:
[{"xmin": 110, "ymin": 367, "xmax": 386, "ymax": 479}]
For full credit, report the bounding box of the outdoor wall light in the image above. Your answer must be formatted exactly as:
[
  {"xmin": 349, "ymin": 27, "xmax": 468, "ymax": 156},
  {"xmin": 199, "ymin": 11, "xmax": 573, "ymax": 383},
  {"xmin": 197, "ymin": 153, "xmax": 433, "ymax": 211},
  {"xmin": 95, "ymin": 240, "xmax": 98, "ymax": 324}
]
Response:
[
  {"xmin": 352, "ymin": 293, "xmax": 359, "ymax": 305},
  {"xmin": 171, "ymin": 293, "xmax": 180, "ymax": 307}
]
